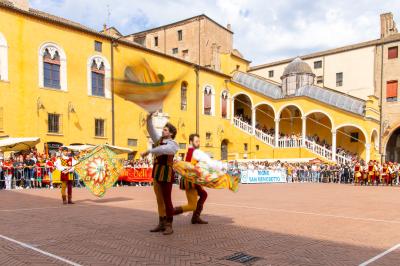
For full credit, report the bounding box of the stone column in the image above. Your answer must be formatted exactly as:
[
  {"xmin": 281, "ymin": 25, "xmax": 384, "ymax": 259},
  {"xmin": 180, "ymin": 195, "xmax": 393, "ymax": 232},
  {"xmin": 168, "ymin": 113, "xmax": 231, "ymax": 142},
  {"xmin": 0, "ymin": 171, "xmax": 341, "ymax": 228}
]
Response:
[
  {"xmin": 302, "ymin": 116, "xmax": 307, "ymax": 147},
  {"xmin": 252, "ymin": 107, "xmax": 256, "ymax": 135},
  {"xmin": 332, "ymin": 130, "xmax": 337, "ymax": 161},
  {"xmin": 365, "ymin": 143, "xmax": 371, "ymax": 163},
  {"xmin": 231, "ymin": 98, "xmax": 234, "ymax": 124},
  {"xmin": 275, "ymin": 118, "xmax": 280, "ymax": 147}
]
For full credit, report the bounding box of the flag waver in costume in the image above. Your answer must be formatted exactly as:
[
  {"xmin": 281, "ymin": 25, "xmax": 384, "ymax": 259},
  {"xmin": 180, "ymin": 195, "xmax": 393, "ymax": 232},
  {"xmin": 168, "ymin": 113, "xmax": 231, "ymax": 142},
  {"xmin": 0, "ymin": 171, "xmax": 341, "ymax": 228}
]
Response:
[
  {"xmin": 173, "ymin": 149, "xmax": 240, "ymax": 192},
  {"xmin": 173, "ymin": 134, "xmax": 208, "ymax": 224},
  {"xmin": 141, "ymin": 113, "xmax": 178, "ymax": 235},
  {"xmin": 55, "ymin": 147, "xmax": 76, "ymax": 204}
]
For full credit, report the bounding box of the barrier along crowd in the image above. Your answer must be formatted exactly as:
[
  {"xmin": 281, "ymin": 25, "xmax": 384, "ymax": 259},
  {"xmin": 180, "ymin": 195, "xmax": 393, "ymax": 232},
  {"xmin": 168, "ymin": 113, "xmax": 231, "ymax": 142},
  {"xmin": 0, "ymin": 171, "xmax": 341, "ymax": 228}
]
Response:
[{"xmin": 0, "ymin": 147, "xmax": 399, "ymax": 189}]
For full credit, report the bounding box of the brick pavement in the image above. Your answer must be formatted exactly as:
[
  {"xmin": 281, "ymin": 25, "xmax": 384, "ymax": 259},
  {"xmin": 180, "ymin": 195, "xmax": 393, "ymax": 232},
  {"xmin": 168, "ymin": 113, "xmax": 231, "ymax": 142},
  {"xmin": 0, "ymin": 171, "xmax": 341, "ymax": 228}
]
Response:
[{"xmin": 0, "ymin": 183, "xmax": 399, "ymax": 265}]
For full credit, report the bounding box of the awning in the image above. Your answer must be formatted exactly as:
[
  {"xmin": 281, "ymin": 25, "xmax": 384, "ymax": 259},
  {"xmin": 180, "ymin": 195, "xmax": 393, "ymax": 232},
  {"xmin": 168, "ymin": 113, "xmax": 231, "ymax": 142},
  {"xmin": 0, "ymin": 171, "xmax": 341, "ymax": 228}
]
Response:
[
  {"xmin": 62, "ymin": 144, "xmax": 132, "ymax": 155},
  {"xmin": 0, "ymin": 137, "xmax": 40, "ymax": 152}
]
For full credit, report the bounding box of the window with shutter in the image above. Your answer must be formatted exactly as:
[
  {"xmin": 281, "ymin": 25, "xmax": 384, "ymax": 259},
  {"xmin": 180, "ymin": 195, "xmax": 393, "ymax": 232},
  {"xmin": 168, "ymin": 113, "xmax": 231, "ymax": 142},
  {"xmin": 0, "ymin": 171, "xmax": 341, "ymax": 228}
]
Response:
[
  {"xmin": 386, "ymin": 80, "xmax": 398, "ymax": 102},
  {"xmin": 388, "ymin": 46, "xmax": 398, "ymax": 59},
  {"xmin": 204, "ymin": 87, "xmax": 212, "ymax": 115}
]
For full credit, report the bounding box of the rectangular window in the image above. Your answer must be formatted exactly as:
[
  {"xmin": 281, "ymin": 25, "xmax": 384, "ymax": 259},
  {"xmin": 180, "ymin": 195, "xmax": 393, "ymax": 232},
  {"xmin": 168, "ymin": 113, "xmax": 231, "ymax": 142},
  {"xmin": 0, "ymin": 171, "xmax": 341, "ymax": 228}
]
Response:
[
  {"xmin": 172, "ymin": 48, "xmax": 178, "ymax": 54},
  {"xmin": 386, "ymin": 80, "xmax": 398, "ymax": 102},
  {"xmin": 43, "ymin": 62, "xmax": 60, "ymax": 89},
  {"xmin": 178, "ymin": 30, "xmax": 183, "ymax": 41},
  {"xmin": 350, "ymin": 132, "xmax": 359, "ymax": 143},
  {"xmin": 268, "ymin": 70, "xmax": 274, "ymax": 78},
  {"xmin": 206, "ymin": 132, "xmax": 212, "ymax": 140},
  {"xmin": 128, "ymin": 138, "xmax": 138, "ymax": 147},
  {"xmin": 244, "ymin": 143, "xmax": 248, "ymax": 151},
  {"xmin": 95, "ymin": 118, "xmax": 105, "ymax": 137},
  {"xmin": 182, "ymin": 49, "xmax": 189, "ymax": 58},
  {"xmin": 316, "ymin": 76, "xmax": 323, "ymax": 84},
  {"xmin": 48, "ymin": 113, "xmax": 60, "ymax": 133},
  {"xmin": 336, "ymin": 72, "xmax": 343, "ymax": 87},
  {"xmin": 256, "ymin": 145, "xmax": 259, "ymax": 151},
  {"xmin": 95, "ymin": 41, "xmax": 102, "ymax": 52},
  {"xmin": 0, "ymin": 107, "xmax": 3, "ymax": 131},
  {"xmin": 388, "ymin": 46, "xmax": 398, "ymax": 59},
  {"xmin": 91, "ymin": 72, "xmax": 105, "ymax": 97},
  {"xmin": 179, "ymin": 143, "xmax": 186, "ymax": 150},
  {"xmin": 236, "ymin": 65, "xmax": 240, "ymax": 70},
  {"xmin": 314, "ymin": 60, "xmax": 322, "ymax": 69},
  {"xmin": 154, "ymin": 36, "xmax": 158, "ymax": 47}
]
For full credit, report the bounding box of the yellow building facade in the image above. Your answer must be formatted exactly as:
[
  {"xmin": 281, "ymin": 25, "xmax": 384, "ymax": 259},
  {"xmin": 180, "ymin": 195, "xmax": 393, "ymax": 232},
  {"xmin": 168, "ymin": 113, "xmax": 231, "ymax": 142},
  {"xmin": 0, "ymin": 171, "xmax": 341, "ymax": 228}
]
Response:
[{"xmin": 0, "ymin": 3, "xmax": 380, "ymax": 163}]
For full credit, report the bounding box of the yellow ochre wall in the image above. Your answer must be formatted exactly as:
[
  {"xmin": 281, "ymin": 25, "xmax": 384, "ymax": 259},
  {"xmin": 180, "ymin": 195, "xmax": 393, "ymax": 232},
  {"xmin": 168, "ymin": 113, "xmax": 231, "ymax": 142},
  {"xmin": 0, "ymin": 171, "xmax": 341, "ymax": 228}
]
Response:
[{"xmin": 0, "ymin": 6, "xmax": 380, "ymax": 162}]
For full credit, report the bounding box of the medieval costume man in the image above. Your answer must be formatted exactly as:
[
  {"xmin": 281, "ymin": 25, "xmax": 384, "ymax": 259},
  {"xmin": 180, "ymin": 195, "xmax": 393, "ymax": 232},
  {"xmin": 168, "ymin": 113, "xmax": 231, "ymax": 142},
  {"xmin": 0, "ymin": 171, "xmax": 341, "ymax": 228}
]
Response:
[
  {"xmin": 374, "ymin": 160, "xmax": 381, "ymax": 186},
  {"xmin": 173, "ymin": 133, "xmax": 208, "ymax": 224},
  {"xmin": 354, "ymin": 162, "xmax": 362, "ymax": 185},
  {"xmin": 367, "ymin": 160, "xmax": 374, "ymax": 185},
  {"xmin": 142, "ymin": 113, "xmax": 178, "ymax": 235},
  {"xmin": 55, "ymin": 147, "xmax": 76, "ymax": 204}
]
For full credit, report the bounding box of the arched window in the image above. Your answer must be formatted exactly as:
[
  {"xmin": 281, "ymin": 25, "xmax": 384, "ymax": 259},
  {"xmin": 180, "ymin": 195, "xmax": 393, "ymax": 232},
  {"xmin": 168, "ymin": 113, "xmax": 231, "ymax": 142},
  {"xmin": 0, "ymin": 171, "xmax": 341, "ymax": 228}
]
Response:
[
  {"xmin": 221, "ymin": 90, "xmax": 229, "ymax": 118},
  {"xmin": 181, "ymin": 81, "xmax": 187, "ymax": 111},
  {"xmin": 203, "ymin": 85, "xmax": 214, "ymax": 115},
  {"xmin": 91, "ymin": 60, "xmax": 105, "ymax": 96},
  {"xmin": 87, "ymin": 56, "xmax": 111, "ymax": 98},
  {"xmin": 39, "ymin": 43, "xmax": 67, "ymax": 90},
  {"xmin": 0, "ymin": 32, "xmax": 8, "ymax": 81},
  {"xmin": 43, "ymin": 49, "xmax": 60, "ymax": 89}
]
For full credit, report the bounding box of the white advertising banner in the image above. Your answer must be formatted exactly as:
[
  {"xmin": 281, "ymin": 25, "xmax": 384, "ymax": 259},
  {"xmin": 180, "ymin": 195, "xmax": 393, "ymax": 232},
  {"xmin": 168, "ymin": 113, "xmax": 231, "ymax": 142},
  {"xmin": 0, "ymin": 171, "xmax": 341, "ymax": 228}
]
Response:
[{"xmin": 240, "ymin": 169, "xmax": 287, "ymax": 183}]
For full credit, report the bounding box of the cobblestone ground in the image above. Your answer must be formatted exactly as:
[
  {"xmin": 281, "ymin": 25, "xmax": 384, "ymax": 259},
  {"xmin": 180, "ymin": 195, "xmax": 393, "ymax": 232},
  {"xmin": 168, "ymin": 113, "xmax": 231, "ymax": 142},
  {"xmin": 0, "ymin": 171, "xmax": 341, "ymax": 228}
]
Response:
[{"xmin": 0, "ymin": 183, "xmax": 400, "ymax": 265}]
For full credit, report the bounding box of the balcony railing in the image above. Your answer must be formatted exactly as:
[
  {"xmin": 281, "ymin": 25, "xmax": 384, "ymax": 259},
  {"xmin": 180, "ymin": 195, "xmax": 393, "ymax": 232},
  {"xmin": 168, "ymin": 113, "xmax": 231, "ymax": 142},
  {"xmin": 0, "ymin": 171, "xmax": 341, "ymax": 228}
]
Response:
[
  {"xmin": 255, "ymin": 128, "xmax": 275, "ymax": 146},
  {"xmin": 232, "ymin": 118, "xmax": 354, "ymax": 163},
  {"xmin": 305, "ymin": 139, "xmax": 332, "ymax": 160},
  {"xmin": 277, "ymin": 138, "xmax": 302, "ymax": 148},
  {"xmin": 233, "ymin": 117, "xmax": 253, "ymax": 135}
]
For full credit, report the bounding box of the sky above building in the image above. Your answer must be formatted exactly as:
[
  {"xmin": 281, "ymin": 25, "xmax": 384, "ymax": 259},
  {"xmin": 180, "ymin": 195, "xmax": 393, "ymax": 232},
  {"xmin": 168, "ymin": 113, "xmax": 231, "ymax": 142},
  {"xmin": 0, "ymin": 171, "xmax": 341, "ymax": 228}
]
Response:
[{"xmin": 30, "ymin": 0, "xmax": 400, "ymax": 65}]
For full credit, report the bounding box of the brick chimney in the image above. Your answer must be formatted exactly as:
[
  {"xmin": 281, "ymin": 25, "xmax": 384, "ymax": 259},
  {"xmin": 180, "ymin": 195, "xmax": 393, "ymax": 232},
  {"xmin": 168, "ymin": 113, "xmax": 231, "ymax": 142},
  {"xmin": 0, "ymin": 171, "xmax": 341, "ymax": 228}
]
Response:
[{"xmin": 380, "ymin": 12, "xmax": 398, "ymax": 38}]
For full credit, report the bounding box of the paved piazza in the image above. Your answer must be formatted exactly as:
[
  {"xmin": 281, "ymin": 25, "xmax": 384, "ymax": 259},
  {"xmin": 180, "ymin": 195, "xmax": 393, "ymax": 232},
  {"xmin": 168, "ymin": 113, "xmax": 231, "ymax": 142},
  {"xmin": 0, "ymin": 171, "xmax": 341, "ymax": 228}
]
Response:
[{"xmin": 1, "ymin": 184, "xmax": 400, "ymax": 265}]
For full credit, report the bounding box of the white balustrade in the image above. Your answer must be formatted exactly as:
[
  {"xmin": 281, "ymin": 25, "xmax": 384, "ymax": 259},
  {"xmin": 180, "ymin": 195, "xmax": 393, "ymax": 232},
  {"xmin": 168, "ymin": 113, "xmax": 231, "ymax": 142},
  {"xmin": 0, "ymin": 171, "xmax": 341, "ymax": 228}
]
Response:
[
  {"xmin": 233, "ymin": 117, "xmax": 253, "ymax": 135},
  {"xmin": 232, "ymin": 117, "xmax": 353, "ymax": 163},
  {"xmin": 254, "ymin": 128, "xmax": 275, "ymax": 146},
  {"xmin": 278, "ymin": 138, "xmax": 302, "ymax": 148}
]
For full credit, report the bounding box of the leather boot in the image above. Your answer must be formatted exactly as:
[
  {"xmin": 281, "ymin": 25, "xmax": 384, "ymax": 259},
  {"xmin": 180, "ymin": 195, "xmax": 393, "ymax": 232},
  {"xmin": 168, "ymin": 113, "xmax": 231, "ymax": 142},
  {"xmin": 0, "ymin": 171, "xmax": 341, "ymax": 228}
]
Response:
[
  {"xmin": 62, "ymin": 195, "xmax": 67, "ymax": 205},
  {"xmin": 68, "ymin": 195, "xmax": 74, "ymax": 204},
  {"xmin": 163, "ymin": 217, "xmax": 173, "ymax": 235},
  {"xmin": 173, "ymin": 206, "xmax": 183, "ymax": 215},
  {"xmin": 191, "ymin": 203, "xmax": 208, "ymax": 224},
  {"xmin": 150, "ymin": 217, "xmax": 166, "ymax": 232}
]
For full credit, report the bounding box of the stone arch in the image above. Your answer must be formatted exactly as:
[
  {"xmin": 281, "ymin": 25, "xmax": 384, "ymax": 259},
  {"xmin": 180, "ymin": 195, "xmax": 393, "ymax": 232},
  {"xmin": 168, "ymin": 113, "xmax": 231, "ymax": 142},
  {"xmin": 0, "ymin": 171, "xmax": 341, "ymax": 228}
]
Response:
[
  {"xmin": 384, "ymin": 126, "xmax": 400, "ymax": 162},
  {"xmin": 276, "ymin": 103, "xmax": 304, "ymax": 119},
  {"xmin": 304, "ymin": 110, "xmax": 334, "ymax": 146},
  {"xmin": 335, "ymin": 123, "xmax": 368, "ymax": 161}
]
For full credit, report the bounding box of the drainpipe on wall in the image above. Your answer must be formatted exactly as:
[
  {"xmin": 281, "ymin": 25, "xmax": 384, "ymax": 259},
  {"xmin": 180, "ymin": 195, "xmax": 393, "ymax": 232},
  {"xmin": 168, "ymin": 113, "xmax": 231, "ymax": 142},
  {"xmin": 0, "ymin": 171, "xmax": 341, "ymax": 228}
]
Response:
[
  {"xmin": 110, "ymin": 35, "xmax": 125, "ymax": 146},
  {"xmin": 379, "ymin": 44, "xmax": 384, "ymax": 163},
  {"xmin": 111, "ymin": 39, "xmax": 115, "ymax": 145},
  {"xmin": 195, "ymin": 65, "xmax": 200, "ymax": 134}
]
